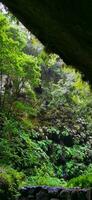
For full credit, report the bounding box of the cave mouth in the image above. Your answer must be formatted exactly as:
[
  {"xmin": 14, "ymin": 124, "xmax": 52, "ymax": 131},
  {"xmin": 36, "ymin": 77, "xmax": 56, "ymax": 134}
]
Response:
[{"xmin": 0, "ymin": 3, "xmax": 92, "ymax": 198}]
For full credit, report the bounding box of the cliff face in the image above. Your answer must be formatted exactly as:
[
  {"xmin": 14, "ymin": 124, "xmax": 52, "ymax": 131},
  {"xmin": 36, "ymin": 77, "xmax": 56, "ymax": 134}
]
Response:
[{"xmin": 2, "ymin": 0, "xmax": 92, "ymax": 83}]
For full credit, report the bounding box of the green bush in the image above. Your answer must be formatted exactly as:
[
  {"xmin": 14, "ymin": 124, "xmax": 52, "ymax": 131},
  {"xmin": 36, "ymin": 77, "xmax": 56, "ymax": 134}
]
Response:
[
  {"xmin": 0, "ymin": 165, "xmax": 25, "ymax": 200},
  {"xmin": 67, "ymin": 165, "xmax": 92, "ymax": 188},
  {"xmin": 28, "ymin": 175, "xmax": 65, "ymax": 187},
  {"xmin": 26, "ymin": 163, "xmax": 66, "ymax": 186}
]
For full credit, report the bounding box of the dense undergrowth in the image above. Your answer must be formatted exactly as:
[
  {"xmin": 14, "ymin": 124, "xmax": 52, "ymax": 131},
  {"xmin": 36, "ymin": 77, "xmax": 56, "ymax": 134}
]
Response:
[{"xmin": 0, "ymin": 10, "xmax": 92, "ymax": 199}]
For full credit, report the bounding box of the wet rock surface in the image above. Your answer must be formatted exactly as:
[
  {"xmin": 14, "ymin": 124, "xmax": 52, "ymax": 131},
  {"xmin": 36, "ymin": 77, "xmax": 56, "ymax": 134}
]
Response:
[{"xmin": 19, "ymin": 186, "xmax": 92, "ymax": 200}]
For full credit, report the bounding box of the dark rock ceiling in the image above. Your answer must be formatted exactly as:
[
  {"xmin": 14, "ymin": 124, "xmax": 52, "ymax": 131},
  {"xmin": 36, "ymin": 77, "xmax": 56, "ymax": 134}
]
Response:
[{"xmin": 2, "ymin": 0, "xmax": 92, "ymax": 84}]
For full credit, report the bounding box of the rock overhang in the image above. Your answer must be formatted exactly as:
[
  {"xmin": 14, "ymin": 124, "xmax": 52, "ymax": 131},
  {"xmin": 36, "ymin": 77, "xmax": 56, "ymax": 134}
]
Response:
[{"xmin": 1, "ymin": 0, "xmax": 92, "ymax": 84}]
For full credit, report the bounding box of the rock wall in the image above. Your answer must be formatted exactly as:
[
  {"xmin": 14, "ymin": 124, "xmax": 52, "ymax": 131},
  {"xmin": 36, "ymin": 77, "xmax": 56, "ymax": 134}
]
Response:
[{"xmin": 19, "ymin": 186, "xmax": 92, "ymax": 200}]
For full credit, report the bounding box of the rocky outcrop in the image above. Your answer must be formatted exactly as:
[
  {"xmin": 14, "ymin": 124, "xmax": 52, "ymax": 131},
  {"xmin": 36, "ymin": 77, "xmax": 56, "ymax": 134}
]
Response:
[
  {"xmin": 2, "ymin": 0, "xmax": 92, "ymax": 84},
  {"xmin": 19, "ymin": 186, "xmax": 92, "ymax": 200}
]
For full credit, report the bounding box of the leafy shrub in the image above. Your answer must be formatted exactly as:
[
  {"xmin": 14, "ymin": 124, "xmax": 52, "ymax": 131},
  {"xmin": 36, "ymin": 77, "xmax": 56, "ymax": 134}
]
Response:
[
  {"xmin": 67, "ymin": 165, "xmax": 92, "ymax": 188},
  {"xmin": 26, "ymin": 163, "xmax": 66, "ymax": 186},
  {"xmin": 28, "ymin": 175, "xmax": 65, "ymax": 187},
  {"xmin": 1, "ymin": 113, "xmax": 56, "ymax": 181},
  {"xmin": 0, "ymin": 165, "xmax": 25, "ymax": 200}
]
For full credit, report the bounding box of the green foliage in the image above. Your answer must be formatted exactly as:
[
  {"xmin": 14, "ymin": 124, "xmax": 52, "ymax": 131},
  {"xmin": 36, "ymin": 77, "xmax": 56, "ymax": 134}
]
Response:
[
  {"xmin": 67, "ymin": 165, "xmax": 92, "ymax": 188},
  {"xmin": 37, "ymin": 63, "xmax": 92, "ymax": 180},
  {"xmin": 26, "ymin": 163, "xmax": 66, "ymax": 186},
  {"xmin": 0, "ymin": 112, "xmax": 52, "ymax": 177},
  {"xmin": 0, "ymin": 12, "xmax": 41, "ymax": 119},
  {"xmin": 0, "ymin": 10, "xmax": 92, "ymax": 192},
  {"xmin": 0, "ymin": 165, "xmax": 25, "ymax": 200},
  {"xmin": 28, "ymin": 175, "xmax": 65, "ymax": 187}
]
